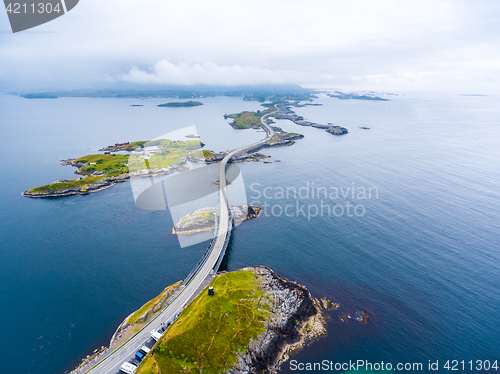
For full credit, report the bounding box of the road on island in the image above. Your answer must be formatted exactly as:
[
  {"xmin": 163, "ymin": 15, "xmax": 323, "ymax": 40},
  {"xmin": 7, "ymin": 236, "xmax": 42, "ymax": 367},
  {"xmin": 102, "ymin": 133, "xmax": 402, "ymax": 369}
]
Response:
[{"xmin": 83, "ymin": 107, "xmax": 277, "ymax": 374}]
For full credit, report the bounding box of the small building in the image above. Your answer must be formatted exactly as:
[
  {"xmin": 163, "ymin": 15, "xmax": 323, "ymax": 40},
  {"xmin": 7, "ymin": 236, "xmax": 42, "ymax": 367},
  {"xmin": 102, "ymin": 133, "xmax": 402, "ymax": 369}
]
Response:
[
  {"xmin": 208, "ymin": 286, "xmax": 214, "ymax": 296},
  {"xmin": 89, "ymin": 162, "xmax": 97, "ymax": 166},
  {"xmin": 104, "ymin": 151, "xmax": 111, "ymax": 154}
]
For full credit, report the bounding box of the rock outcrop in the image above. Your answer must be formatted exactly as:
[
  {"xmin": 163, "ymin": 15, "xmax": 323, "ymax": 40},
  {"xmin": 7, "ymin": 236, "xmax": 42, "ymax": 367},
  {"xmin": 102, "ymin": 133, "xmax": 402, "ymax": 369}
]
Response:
[
  {"xmin": 172, "ymin": 205, "xmax": 260, "ymax": 235},
  {"xmin": 227, "ymin": 266, "xmax": 327, "ymax": 374},
  {"xmin": 23, "ymin": 162, "xmax": 189, "ymax": 198},
  {"xmin": 271, "ymin": 104, "xmax": 348, "ymax": 135}
]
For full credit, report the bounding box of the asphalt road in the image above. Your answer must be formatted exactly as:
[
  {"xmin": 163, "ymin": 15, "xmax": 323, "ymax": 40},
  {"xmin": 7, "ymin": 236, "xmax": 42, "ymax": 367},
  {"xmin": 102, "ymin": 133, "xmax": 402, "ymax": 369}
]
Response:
[{"xmin": 83, "ymin": 108, "xmax": 277, "ymax": 374}]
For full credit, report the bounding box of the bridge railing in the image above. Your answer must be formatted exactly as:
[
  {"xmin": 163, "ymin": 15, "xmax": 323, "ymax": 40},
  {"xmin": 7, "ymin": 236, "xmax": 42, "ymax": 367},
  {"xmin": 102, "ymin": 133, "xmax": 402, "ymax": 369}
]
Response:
[
  {"xmin": 182, "ymin": 213, "xmax": 219, "ymax": 286},
  {"xmin": 213, "ymin": 207, "xmax": 234, "ymax": 273}
]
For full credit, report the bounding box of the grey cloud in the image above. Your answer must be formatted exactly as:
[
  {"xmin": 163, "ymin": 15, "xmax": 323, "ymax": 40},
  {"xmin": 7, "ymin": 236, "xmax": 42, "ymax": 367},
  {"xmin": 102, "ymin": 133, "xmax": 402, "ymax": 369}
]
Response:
[{"xmin": 1, "ymin": 0, "xmax": 500, "ymax": 92}]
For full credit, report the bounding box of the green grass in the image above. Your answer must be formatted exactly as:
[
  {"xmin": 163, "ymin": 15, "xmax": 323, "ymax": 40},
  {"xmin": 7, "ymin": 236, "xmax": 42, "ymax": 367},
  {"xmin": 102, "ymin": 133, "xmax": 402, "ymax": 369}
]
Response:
[
  {"xmin": 137, "ymin": 270, "xmax": 271, "ymax": 374},
  {"xmin": 267, "ymin": 134, "xmax": 285, "ymax": 143},
  {"xmin": 29, "ymin": 176, "xmax": 103, "ymax": 193},
  {"xmin": 75, "ymin": 154, "xmax": 129, "ymax": 173},
  {"xmin": 227, "ymin": 107, "xmax": 276, "ymax": 129},
  {"xmin": 228, "ymin": 111, "xmax": 263, "ymax": 129},
  {"xmin": 28, "ymin": 138, "xmax": 205, "ymax": 194},
  {"xmin": 177, "ymin": 211, "xmax": 213, "ymax": 227},
  {"xmin": 201, "ymin": 150, "xmax": 216, "ymax": 158},
  {"xmin": 128, "ymin": 148, "xmax": 187, "ymax": 170},
  {"xmin": 127, "ymin": 282, "xmax": 182, "ymax": 325},
  {"xmin": 266, "ymin": 133, "xmax": 300, "ymax": 144},
  {"xmin": 124, "ymin": 141, "xmax": 151, "ymax": 150},
  {"xmin": 158, "ymin": 139, "xmax": 203, "ymax": 150}
]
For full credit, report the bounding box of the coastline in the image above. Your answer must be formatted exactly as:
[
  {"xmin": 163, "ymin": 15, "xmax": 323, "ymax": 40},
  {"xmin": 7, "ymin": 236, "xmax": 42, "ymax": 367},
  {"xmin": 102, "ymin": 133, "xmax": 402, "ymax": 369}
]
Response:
[
  {"xmin": 69, "ymin": 282, "xmax": 183, "ymax": 374},
  {"xmin": 68, "ymin": 266, "xmax": 328, "ymax": 374},
  {"xmin": 172, "ymin": 205, "xmax": 261, "ymax": 235},
  {"xmin": 22, "ymin": 99, "xmax": 344, "ymax": 199},
  {"xmin": 227, "ymin": 266, "xmax": 328, "ymax": 373},
  {"xmin": 22, "ymin": 162, "xmax": 190, "ymax": 198}
]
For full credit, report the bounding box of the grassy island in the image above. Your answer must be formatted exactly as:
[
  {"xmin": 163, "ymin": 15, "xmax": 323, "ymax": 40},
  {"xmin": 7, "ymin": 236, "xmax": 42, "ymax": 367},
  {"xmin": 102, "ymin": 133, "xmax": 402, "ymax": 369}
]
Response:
[
  {"xmin": 25, "ymin": 138, "xmax": 206, "ymax": 196},
  {"xmin": 226, "ymin": 106, "xmax": 275, "ymax": 129},
  {"xmin": 157, "ymin": 101, "xmax": 203, "ymax": 107},
  {"xmin": 137, "ymin": 270, "xmax": 270, "ymax": 374}
]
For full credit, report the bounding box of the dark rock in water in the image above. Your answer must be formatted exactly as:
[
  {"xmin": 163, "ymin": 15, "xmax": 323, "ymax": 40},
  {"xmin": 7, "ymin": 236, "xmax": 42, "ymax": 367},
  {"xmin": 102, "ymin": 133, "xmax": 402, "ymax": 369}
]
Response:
[
  {"xmin": 354, "ymin": 310, "xmax": 370, "ymax": 323},
  {"xmin": 172, "ymin": 205, "xmax": 260, "ymax": 235},
  {"xmin": 326, "ymin": 126, "xmax": 349, "ymax": 135},
  {"xmin": 247, "ymin": 205, "xmax": 256, "ymax": 217},
  {"xmin": 320, "ymin": 297, "xmax": 340, "ymax": 310},
  {"xmin": 339, "ymin": 310, "xmax": 369, "ymax": 323}
]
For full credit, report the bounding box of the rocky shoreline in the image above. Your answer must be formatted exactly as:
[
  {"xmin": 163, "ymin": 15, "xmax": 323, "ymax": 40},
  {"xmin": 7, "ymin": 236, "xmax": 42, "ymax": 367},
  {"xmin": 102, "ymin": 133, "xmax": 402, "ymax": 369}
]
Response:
[
  {"xmin": 172, "ymin": 205, "xmax": 260, "ymax": 235},
  {"xmin": 66, "ymin": 266, "xmax": 334, "ymax": 374},
  {"xmin": 227, "ymin": 266, "xmax": 328, "ymax": 374},
  {"xmin": 68, "ymin": 282, "xmax": 182, "ymax": 374},
  {"xmin": 23, "ymin": 99, "xmax": 340, "ymax": 199},
  {"xmin": 22, "ymin": 162, "xmax": 190, "ymax": 198},
  {"xmin": 271, "ymin": 104, "xmax": 348, "ymax": 135}
]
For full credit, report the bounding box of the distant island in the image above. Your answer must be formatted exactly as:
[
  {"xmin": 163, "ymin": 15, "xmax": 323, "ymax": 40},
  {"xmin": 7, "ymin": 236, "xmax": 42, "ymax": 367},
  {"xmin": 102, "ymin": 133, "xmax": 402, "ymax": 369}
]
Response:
[
  {"xmin": 327, "ymin": 91, "xmax": 389, "ymax": 101},
  {"xmin": 10, "ymin": 84, "xmax": 316, "ymax": 101},
  {"xmin": 157, "ymin": 101, "xmax": 203, "ymax": 107},
  {"xmin": 22, "ymin": 93, "xmax": 58, "ymax": 99}
]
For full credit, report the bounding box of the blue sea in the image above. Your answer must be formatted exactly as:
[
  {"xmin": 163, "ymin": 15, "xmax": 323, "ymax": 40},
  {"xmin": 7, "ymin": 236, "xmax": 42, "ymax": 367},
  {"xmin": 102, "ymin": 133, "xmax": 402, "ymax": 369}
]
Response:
[{"xmin": 0, "ymin": 92, "xmax": 499, "ymax": 374}]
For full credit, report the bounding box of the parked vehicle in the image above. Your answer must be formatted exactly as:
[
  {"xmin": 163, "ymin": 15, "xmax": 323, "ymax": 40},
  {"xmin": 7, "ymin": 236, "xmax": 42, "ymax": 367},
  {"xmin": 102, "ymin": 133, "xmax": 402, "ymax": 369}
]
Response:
[
  {"xmin": 119, "ymin": 362, "xmax": 137, "ymax": 374},
  {"xmin": 139, "ymin": 346, "xmax": 151, "ymax": 355},
  {"xmin": 150, "ymin": 329, "xmax": 162, "ymax": 341},
  {"xmin": 135, "ymin": 350, "xmax": 145, "ymax": 362}
]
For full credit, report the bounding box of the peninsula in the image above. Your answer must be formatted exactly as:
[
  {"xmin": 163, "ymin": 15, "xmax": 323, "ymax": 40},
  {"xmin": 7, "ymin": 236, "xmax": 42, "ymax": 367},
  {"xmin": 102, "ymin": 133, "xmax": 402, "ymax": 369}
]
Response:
[
  {"xmin": 71, "ymin": 267, "xmax": 329, "ymax": 374},
  {"xmin": 23, "ymin": 138, "xmax": 203, "ymax": 198}
]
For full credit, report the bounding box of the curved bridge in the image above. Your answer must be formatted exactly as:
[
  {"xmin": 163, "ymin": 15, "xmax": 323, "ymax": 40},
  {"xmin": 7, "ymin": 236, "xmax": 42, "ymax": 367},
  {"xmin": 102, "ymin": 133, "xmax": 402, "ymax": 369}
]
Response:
[{"xmin": 84, "ymin": 108, "xmax": 276, "ymax": 374}]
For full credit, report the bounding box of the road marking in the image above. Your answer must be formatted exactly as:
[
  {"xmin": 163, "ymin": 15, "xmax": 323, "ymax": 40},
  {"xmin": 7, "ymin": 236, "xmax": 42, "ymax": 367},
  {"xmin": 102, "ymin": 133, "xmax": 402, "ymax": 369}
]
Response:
[{"xmin": 100, "ymin": 356, "xmax": 118, "ymax": 371}]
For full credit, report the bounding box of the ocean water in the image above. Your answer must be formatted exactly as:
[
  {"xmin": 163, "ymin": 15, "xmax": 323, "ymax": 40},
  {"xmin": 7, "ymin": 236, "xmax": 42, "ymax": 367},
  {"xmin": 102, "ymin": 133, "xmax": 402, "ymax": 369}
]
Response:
[{"xmin": 0, "ymin": 93, "xmax": 499, "ymax": 374}]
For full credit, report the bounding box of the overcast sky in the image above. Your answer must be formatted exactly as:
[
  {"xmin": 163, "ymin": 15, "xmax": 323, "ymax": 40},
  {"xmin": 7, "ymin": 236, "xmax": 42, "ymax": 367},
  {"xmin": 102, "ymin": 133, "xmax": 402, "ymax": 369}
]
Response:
[{"xmin": 1, "ymin": 0, "xmax": 500, "ymax": 93}]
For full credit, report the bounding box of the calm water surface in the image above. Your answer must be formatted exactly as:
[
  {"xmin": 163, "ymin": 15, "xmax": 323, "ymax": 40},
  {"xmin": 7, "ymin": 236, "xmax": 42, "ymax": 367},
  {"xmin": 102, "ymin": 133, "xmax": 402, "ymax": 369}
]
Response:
[{"xmin": 0, "ymin": 93, "xmax": 499, "ymax": 374}]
